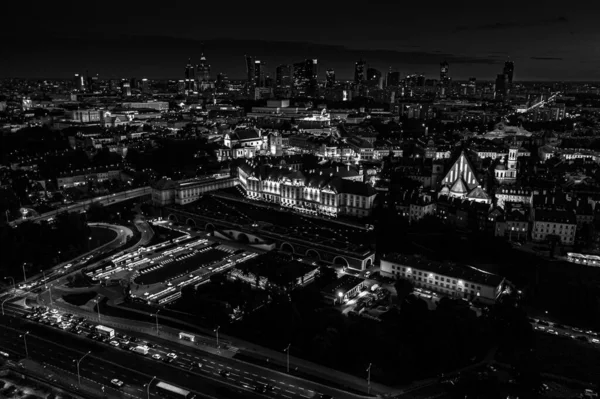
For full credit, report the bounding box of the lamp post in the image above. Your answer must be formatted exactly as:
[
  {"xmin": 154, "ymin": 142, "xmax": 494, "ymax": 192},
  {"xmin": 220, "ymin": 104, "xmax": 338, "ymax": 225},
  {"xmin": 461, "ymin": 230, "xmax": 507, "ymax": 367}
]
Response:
[
  {"xmin": 366, "ymin": 363, "xmax": 372, "ymax": 394},
  {"xmin": 94, "ymin": 299, "xmax": 101, "ymax": 320},
  {"xmin": 214, "ymin": 325, "xmax": 220, "ymax": 348},
  {"xmin": 1, "ymin": 296, "xmax": 12, "ymax": 316},
  {"xmin": 21, "ymin": 331, "xmax": 29, "ymax": 358},
  {"xmin": 41, "ymin": 269, "xmax": 47, "ymax": 288},
  {"xmin": 48, "ymin": 284, "xmax": 53, "ymax": 306},
  {"xmin": 284, "ymin": 343, "xmax": 291, "ymax": 373},
  {"xmin": 152, "ymin": 309, "xmax": 161, "ymax": 335},
  {"xmin": 4, "ymin": 276, "xmax": 16, "ymax": 295},
  {"xmin": 22, "ymin": 263, "xmax": 27, "ymax": 285},
  {"xmin": 146, "ymin": 376, "xmax": 156, "ymax": 399},
  {"xmin": 76, "ymin": 351, "xmax": 91, "ymax": 386}
]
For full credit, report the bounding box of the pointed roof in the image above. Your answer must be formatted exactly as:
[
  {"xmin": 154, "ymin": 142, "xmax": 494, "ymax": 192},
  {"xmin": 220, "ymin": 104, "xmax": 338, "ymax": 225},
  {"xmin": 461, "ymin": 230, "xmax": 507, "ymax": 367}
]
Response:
[
  {"xmin": 442, "ymin": 150, "xmax": 480, "ymax": 190},
  {"xmin": 466, "ymin": 186, "xmax": 490, "ymax": 200},
  {"xmin": 450, "ymin": 177, "xmax": 469, "ymax": 194}
]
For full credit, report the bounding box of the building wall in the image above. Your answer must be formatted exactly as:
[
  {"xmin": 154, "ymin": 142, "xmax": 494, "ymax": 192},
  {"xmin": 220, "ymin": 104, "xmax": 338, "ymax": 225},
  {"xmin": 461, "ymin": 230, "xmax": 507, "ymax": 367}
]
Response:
[
  {"xmin": 380, "ymin": 259, "xmax": 503, "ymax": 305},
  {"xmin": 532, "ymin": 220, "xmax": 576, "ymax": 244}
]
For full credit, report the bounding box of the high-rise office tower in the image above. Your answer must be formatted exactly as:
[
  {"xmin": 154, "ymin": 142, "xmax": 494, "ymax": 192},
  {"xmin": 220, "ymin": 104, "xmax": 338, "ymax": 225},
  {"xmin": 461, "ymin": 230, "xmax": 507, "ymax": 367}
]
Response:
[
  {"xmin": 141, "ymin": 78, "xmax": 150, "ymax": 94},
  {"xmin": 503, "ymin": 60, "xmax": 514, "ymax": 86},
  {"xmin": 254, "ymin": 60, "xmax": 264, "ymax": 87},
  {"xmin": 440, "ymin": 61, "xmax": 449, "ymax": 85},
  {"xmin": 367, "ymin": 68, "xmax": 381, "ymax": 85},
  {"xmin": 185, "ymin": 58, "xmax": 196, "ymax": 91},
  {"xmin": 386, "ymin": 71, "xmax": 400, "ymax": 87},
  {"xmin": 354, "ymin": 59, "xmax": 366, "ymax": 84},
  {"xmin": 305, "ymin": 59, "xmax": 318, "ymax": 95},
  {"xmin": 245, "ymin": 55, "xmax": 256, "ymax": 94},
  {"xmin": 276, "ymin": 64, "xmax": 293, "ymax": 89},
  {"xmin": 495, "ymin": 74, "xmax": 508, "ymax": 100},
  {"xmin": 417, "ymin": 74, "xmax": 425, "ymax": 87},
  {"xmin": 74, "ymin": 74, "xmax": 85, "ymax": 91},
  {"xmin": 196, "ymin": 49, "xmax": 211, "ymax": 82},
  {"xmin": 325, "ymin": 69, "xmax": 335, "ymax": 88}
]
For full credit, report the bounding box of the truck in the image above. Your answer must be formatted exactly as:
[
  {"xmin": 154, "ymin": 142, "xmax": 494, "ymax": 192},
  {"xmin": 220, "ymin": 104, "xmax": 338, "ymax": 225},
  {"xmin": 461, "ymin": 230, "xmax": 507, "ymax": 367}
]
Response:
[
  {"xmin": 155, "ymin": 381, "xmax": 195, "ymax": 399},
  {"xmin": 94, "ymin": 325, "xmax": 115, "ymax": 338},
  {"xmin": 133, "ymin": 345, "xmax": 149, "ymax": 355}
]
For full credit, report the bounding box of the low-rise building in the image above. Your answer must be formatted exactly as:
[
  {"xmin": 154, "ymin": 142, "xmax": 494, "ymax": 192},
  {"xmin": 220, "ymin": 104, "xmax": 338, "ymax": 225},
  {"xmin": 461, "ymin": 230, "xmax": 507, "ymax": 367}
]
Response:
[
  {"xmin": 321, "ymin": 274, "xmax": 366, "ymax": 304},
  {"xmin": 380, "ymin": 253, "xmax": 507, "ymax": 305},
  {"xmin": 532, "ymin": 208, "xmax": 576, "ymax": 245}
]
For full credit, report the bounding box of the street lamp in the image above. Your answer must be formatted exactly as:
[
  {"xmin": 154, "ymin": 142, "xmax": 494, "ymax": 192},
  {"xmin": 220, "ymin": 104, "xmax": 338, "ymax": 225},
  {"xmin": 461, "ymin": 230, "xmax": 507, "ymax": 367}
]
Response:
[
  {"xmin": 214, "ymin": 326, "xmax": 220, "ymax": 348},
  {"xmin": 22, "ymin": 263, "xmax": 27, "ymax": 285},
  {"xmin": 41, "ymin": 270, "xmax": 47, "ymax": 288},
  {"xmin": 284, "ymin": 343, "xmax": 291, "ymax": 373},
  {"xmin": 337, "ymin": 291, "xmax": 344, "ymax": 305},
  {"xmin": 76, "ymin": 351, "xmax": 91, "ymax": 386},
  {"xmin": 366, "ymin": 363, "xmax": 372, "ymax": 394},
  {"xmin": 151, "ymin": 309, "xmax": 161, "ymax": 335},
  {"xmin": 1, "ymin": 295, "xmax": 13, "ymax": 316},
  {"xmin": 4, "ymin": 277, "xmax": 15, "ymax": 295},
  {"xmin": 21, "ymin": 331, "xmax": 29, "ymax": 358},
  {"xmin": 94, "ymin": 299, "xmax": 101, "ymax": 320},
  {"xmin": 146, "ymin": 376, "xmax": 156, "ymax": 399}
]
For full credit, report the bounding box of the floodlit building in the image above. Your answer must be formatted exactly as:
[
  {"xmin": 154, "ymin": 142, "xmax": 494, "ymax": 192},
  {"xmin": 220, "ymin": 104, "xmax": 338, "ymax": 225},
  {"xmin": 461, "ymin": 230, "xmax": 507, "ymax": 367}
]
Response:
[
  {"xmin": 237, "ymin": 160, "xmax": 377, "ymax": 218},
  {"xmin": 439, "ymin": 151, "xmax": 491, "ymax": 204},
  {"xmin": 380, "ymin": 254, "xmax": 507, "ymax": 305}
]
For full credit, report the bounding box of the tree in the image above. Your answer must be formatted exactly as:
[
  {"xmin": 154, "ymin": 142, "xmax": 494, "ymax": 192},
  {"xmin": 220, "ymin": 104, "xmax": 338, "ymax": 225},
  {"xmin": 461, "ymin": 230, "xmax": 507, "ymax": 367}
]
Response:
[{"xmin": 394, "ymin": 278, "xmax": 414, "ymax": 304}]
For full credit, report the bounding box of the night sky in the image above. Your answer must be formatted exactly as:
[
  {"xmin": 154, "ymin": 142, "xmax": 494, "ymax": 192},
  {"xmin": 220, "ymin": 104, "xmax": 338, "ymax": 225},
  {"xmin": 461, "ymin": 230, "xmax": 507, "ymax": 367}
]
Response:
[{"xmin": 2, "ymin": 0, "xmax": 599, "ymax": 81}]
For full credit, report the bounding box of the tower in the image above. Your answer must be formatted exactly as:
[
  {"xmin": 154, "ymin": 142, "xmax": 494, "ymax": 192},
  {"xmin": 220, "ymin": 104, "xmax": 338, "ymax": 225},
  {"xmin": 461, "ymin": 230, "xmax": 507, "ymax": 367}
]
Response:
[
  {"xmin": 197, "ymin": 44, "xmax": 211, "ymax": 83},
  {"xmin": 325, "ymin": 69, "xmax": 335, "ymax": 88},
  {"xmin": 503, "ymin": 60, "xmax": 515, "ymax": 86},
  {"xmin": 440, "ymin": 61, "xmax": 449, "ymax": 85},
  {"xmin": 354, "ymin": 59, "xmax": 366, "ymax": 84},
  {"xmin": 507, "ymin": 146, "xmax": 518, "ymax": 180}
]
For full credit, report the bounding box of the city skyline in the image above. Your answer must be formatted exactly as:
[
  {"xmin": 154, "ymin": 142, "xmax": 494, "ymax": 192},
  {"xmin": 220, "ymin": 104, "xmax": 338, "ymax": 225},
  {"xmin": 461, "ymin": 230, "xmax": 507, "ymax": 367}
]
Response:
[{"xmin": 2, "ymin": 1, "xmax": 600, "ymax": 81}]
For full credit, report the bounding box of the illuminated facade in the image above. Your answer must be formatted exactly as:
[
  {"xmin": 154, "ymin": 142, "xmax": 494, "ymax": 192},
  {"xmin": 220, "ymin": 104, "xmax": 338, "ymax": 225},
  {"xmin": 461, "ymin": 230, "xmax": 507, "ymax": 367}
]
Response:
[
  {"xmin": 381, "ymin": 254, "xmax": 506, "ymax": 305},
  {"xmin": 439, "ymin": 151, "xmax": 491, "ymax": 203},
  {"xmin": 237, "ymin": 161, "xmax": 377, "ymax": 218}
]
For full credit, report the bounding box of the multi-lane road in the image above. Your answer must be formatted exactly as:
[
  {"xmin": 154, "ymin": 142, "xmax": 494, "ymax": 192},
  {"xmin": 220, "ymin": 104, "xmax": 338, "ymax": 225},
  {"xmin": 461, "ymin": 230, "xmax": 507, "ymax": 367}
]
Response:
[{"xmin": 0, "ymin": 302, "xmax": 361, "ymax": 399}]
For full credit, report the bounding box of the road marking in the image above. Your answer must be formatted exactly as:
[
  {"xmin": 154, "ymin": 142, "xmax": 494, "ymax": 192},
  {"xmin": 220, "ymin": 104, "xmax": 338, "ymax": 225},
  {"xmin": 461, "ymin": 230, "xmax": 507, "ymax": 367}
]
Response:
[
  {"xmin": 285, "ymin": 389, "xmax": 295, "ymax": 394},
  {"xmin": 288, "ymin": 384, "xmax": 295, "ymax": 388},
  {"xmin": 281, "ymin": 395, "xmax": 292, "ymax": 399},
  {"xmin": 269, "ymin": 379, "xmax": 276, "ymax": 382},
  {"xmin": 243, "ymin": 377, "xmax": 252, "ymax": 381}
]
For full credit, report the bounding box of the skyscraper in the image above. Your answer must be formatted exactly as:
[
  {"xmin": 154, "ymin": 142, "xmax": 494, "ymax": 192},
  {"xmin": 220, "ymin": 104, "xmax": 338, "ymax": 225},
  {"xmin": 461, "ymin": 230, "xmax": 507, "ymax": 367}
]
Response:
[
  {"xmin": 325, "ymin": 69, "xmax": 335, "ymax": 88},
  {"xmin": 386, "ymin": 71, "xmax": 400, "ymax": 87},
  {"xmin": 254, "ymin": 60, "xmax": 264, "ymax": 87},
  {"xmin": 495, "ymin": 74, "xmax": 508, "ymax": 101},
  {"xmin": 354, "ymin": 59, "xmax": 366, "ymax": 84},
  {"xmin": 245, "ymin": 55, "xmax": 256, "ymax": 94},
  {"xmin": 503, "ymin": 60, "xmax": 515, "ymax": 86},
  {"xmin": 184, "ymin": 58, "xmax": 196, "ymax": 92},
  {"xmin": 440, "ymin": 61, "xmax": 449, "ymax": 85},
  {"xmin": 196, "ymin": 47, "xmax": 211, "ymax": 82},
  {"xmin": 276, "ymin": 64, "xmax": 293, "ymax": 89}
]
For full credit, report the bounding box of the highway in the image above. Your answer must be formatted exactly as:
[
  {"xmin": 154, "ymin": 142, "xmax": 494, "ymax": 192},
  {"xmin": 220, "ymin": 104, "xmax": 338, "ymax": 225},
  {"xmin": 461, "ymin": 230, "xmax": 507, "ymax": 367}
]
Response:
[
  {"xmin": 0, "ymin": 304, "xmax": 361, "ymax": 399},
  {"xmin": 0, "ymin": 314, "xmax": 279, "ymax": 399}
]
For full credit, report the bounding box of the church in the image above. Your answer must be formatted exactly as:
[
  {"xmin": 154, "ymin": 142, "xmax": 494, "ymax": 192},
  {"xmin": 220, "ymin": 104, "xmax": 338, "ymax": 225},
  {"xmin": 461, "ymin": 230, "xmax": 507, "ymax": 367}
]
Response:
[{"xmin": 439, "ymin": 151, "xmax": 491, "ymax": 204}]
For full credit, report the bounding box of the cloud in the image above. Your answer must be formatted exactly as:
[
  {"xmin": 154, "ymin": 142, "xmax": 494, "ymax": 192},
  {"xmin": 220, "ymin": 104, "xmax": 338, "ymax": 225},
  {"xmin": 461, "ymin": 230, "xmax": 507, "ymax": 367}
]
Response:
[
  {"xmin": 454, "ymin": 16, "xmax": 568, "ymax": 32},
  {"xmin": 530, "ymin": 56, "xmax": 563, "ymax": 61}
]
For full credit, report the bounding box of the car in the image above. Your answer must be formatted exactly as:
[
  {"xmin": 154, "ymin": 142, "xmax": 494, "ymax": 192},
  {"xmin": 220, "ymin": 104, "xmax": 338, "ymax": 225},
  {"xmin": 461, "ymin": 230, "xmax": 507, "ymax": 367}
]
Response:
[
  {"xmin": 196, "ymin": 362, "xmax": 203, "ymax": 368},
  {"xmin": 219, "ymin": 369, "xmax": 230, "ymax": 377},
  {"xmin": 120, "ymin": 339, "xmax": 130, "ymax": 345},
  {"xmin": 254, "ymin": 384, "xmax": 266, "ymax": 393},
  {"xmin": 152, "ymin": 354, "xmax": 162, "ymax": 360},
  {"xmin": 50, "ymin": 309, "xmax": 58, "ymax": 314},
  {"xmin": 110, "ymin": 379, "xmax": 124, "ymax": 387},
  {"xmin": 0, "ymin": 351, "xmax": 9, "ymax": 358},
  {"xmin": 592, "ymin": 338, "xmax": 600, "ymax": 344},
  {"xmin": 166, "ymin": 353, "xmax": 177, "ymax": 359},
  {"xmin": 109, "ymin": 340, "xmax": 120, "ymax": 347},
  {"xmin": 319, "ymin": 395, "xmax": 334, "ymax": 399},
  {"xmin": 163, "ymin": 357, "xmax": 175, "ymax": 364}
]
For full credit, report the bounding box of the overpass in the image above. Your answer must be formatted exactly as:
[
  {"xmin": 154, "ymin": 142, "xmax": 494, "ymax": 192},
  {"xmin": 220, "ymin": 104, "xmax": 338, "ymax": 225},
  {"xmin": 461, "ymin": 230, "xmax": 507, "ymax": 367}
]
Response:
[
  {"xmin": 163, "ymin": 205, "xmax": 375, "ymax": 271},
  {"xmin": 12, "ymin": 186, "xmax": 152, "ymax": 225}
]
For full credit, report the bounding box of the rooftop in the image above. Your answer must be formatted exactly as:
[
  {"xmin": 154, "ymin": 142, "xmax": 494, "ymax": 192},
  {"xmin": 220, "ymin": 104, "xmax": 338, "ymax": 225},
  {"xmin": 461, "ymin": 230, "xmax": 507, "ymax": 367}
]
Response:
[{"xmin": 382, "ymin": 253, "xmax": 505, "ymax": 288}]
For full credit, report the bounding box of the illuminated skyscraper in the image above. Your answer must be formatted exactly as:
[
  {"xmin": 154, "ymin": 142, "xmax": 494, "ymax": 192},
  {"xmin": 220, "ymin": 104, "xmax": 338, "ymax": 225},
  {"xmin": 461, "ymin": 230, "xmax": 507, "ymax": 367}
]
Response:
[
  {"xmin": 276, "ymin": 64, "xmax": 293, "ymax": 89},
  {"xmin": 245, "ymin": 55, "xmax": 256, "ymax": 94},
  {"xmin": 254, "ymin": 60, "xmax": 264, "ymax": 87},
  {"xmin": 184, "ymin": 58, "xmax": 196, "ymax": 91},
  {"xmin": 196, "ymin": 48, "xmax": 211, "ymax": 83},
  {"xmin": 503, "ymin": 60, "xmax": 515, "ymax": 86},
  {"xmin": 325, "ymin": 69, "xmax": 335, "ymax": 88},
  {"xmin": 354, "ymin": 59, "xmax": 366, "ymax": 84},
  {"xmin": 440, "ymin": 61, "xmax": 449, "ymax": 85}
]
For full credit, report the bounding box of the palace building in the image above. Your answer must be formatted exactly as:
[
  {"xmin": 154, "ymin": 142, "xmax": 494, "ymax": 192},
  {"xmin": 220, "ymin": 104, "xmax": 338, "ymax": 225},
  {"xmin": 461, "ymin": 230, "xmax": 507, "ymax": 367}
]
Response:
[
  {"xmin": 439, "ymin": 151, "xmax": 491, "ymax": 203},
  {"xmin": 237, "ymin": 160, "xmax": 377, "ymax": 218}
]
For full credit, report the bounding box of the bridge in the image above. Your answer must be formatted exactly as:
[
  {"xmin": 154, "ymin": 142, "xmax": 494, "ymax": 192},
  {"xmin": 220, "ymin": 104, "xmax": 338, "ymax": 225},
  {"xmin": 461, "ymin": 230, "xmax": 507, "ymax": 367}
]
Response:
[
  {"xmin": 163, "ymin": 206, "xmax": 375, "ymax": 271},
  {"xmin": 11, "ymin": 186, "xmax": 152, "ymax": 225},
  {"xmin": 517, "ymin": 91, "xmax": 560, "ymax": 113}
]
